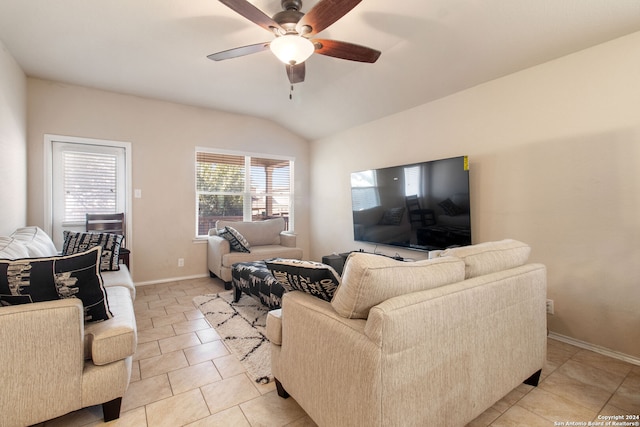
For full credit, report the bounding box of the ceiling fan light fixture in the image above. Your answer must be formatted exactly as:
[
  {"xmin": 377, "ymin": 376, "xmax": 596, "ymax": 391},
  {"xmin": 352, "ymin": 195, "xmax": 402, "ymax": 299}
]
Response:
[{"xmin": 270, "ymin": 34, "xmax": 314, "ymax": 65}]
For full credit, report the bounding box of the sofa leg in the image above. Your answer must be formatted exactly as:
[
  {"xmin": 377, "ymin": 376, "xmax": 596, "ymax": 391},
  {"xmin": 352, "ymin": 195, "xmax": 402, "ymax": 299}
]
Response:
[
  {"xmin": 234, "ymin": 286, "xmax": 242, "ymax": 303},
  {"xmin": 224, "ymin": 281, "xmax": 232, "ymax": 290},
  {"xmin": 275, "ymin": 378, "xmax": 289, "ymax": 398},
  {"xmin": 209, "ymin": 270, "xmax": 216, "ymax": 278},
  {"xmin": 523, "ymin": 369, "xmax": 542, "ymax": 387},
  {"xmin": 102, "ymin": 397, "xmax": 122, "ymax": 422}
]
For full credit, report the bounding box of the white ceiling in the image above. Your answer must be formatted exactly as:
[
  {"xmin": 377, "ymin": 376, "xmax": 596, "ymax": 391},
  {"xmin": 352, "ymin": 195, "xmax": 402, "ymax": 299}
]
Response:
[{"xmin": 1, "ymin": 0, "xmax": 639, "ymax": 140}]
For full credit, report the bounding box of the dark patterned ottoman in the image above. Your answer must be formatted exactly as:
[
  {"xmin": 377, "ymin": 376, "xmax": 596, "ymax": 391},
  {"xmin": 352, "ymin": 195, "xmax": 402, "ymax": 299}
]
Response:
[{"xmin": 231, "ymin": 261, "xmax": 285, "ymax": 310}]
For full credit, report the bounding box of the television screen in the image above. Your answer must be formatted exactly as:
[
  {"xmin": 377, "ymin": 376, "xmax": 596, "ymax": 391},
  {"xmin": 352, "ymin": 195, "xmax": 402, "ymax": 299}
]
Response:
[{"xmin": 350, "ymin": 155, "xmax": 471, "ymax": 251}]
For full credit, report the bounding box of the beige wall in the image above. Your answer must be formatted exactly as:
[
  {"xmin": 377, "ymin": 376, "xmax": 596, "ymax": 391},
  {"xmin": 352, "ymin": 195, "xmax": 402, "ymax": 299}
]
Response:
[
  {"xmin": 309, "ymin": 32, "xmax": 640, "ymax": 359},
  {"xmin": 27, "ymin": 79, "xmax": 310, "ymax": 284},
  {"xmin": 0, "ymin": 40, "xmax": 27, "ymax": 235}
]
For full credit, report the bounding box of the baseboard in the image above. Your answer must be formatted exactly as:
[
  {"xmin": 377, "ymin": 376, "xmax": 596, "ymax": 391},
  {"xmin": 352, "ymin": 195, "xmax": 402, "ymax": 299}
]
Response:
[
  {"xmin": 548, "ymin": 331, "xmax": 640, "ymax": 366},
  {"xmin": 135, "ymin": 273, "xmax": 210, "ymax": 287}
]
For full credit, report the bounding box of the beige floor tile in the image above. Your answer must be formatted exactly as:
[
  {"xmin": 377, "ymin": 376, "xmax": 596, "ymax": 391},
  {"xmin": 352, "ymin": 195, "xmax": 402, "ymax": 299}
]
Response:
[
  {"xmin": 284, "ymin": 415, "xmax": 319, "ymax": 427},
  {"xmin": 201, "ymin": 374, "xmax": 261, "ymax": 414},
  {"xmin": 196, "ymin": 327, "xmax": 221, "ymax": 343},
  {"xmin": 571, "ymin": 349, "xmax": 634, "ymax": 378},
  {"xmin": 467, "ymin": 406, "xmax": 502, "ymax": 426},
  {"xmin": 240, "ymin": 391, "xmax": 308, "ymax": 427},
  {"xmin": 184, "ymin": 340, "xmax": 230, "ymax": 365},
  {"xmin": 213, "ymin": 353, "xmax": 247, "ymax": 378},
  {"xmin": 101, "ymin": 406, "xmax": 147, "ymax": 427},
  {"xmin": 134, "ymin": 340, "xmax": 161, "ymax": 361},
  {"xmin": 608, "ymin": 371, "xmax": 640, "ymax": 413},
  {"xmin": 121, "ymin": 374, "xmax": 173, "ymax": 412},
  {"xmin": 599, "ymin": 403, "xmax": 639, "ymax": 417},
  {"xmin": 539, "ymin": 360, "xmax": 623, "ymax": 411},
  {"xmin": 184, "ymin": 308, "xmax": 205, "ymax": 320},
  {"xmin": 137, "ymin": 324, "xmax": 176, "ymax": 344},
  {"xmin": 184, "ymin": 406, "xmax": 251, "ymax": 427},
  {"xmin": 168, "ymin": 361, "xmax": 223, "ymax": 394},
  {"xmin": 490, "ymin": 405, "xmax": 550, "ymax": 427},
  {"xmin": 158, "ymin": 331, "xmax": 202, "ymax": 353},
  {"xmin": 173, "ymin": 318, "xmax": 212, "ymax": 335},
  {"xmin": 166, "ymin": 303, "xmax": 204, "ymax": 314},
  {"xmin": 151, "ymin": 312, "xmax": 188, "ymax": 328},
  {"xmin": 130, "ymin": 360, "xmax": 141, "ymax": 382},
  {"xmin": 136, "ymin": 317, "xmax": 153, "ymax": 331},
  {"xmin": 44, "ymin": 405, "xmax": 102, "ymax": 427},
  {"xmin": 146, "ymin": 389, "xmax": 211, "ymax": 427},
  {"xmin": 139, "ymin": 349, "xmax": 189, "ymax": 378},
  {"xmin": 517, "ymin": 387, "xmax": 597, "ymax": 424},
  {"xmin": 133, "ymin": 307, "xmax": 168, "ymax": 321},
  {"xmin": 148, "ymin": 297, "xmax": 179, "ymax": 310}
]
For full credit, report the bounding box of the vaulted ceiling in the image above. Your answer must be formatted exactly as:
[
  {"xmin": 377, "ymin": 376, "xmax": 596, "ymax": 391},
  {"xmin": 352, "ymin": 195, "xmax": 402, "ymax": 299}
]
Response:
[{"xmin": 1, "ymin": 0, "xmax": 639, "ymax": 140}]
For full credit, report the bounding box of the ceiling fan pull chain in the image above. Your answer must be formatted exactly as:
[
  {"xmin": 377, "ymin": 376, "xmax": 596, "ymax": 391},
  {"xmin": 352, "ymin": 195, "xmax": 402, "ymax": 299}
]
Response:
[{"xmin": 289, "ymin": 84, "xmax": 294, "ymax": 100}]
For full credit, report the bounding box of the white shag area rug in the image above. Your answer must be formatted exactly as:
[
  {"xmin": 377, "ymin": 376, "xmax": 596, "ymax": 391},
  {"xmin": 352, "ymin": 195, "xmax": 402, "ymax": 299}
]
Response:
[{"xmin": 192, "ymin": 292, "xmax": 272, "ymax": 384}]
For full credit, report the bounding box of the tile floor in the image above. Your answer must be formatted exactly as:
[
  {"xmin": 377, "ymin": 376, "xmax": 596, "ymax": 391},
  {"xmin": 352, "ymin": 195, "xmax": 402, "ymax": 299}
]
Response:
[{"xmin": 40, "ymin": 277, "xmax": 639, "ymax": 427}]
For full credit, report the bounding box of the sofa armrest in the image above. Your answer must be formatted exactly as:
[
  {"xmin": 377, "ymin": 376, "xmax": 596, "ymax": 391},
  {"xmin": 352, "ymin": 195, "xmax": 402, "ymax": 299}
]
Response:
[
  {"xmin": 279, "ymin": 232, "xmax": 297, "ymax": 247},
  {"xmin": 0, "ymin": 299, "xmax": 85, "ymax": 425},
  {"xmin": 207, "ymin": 234, "xmax": 230, "ymax": 276}
]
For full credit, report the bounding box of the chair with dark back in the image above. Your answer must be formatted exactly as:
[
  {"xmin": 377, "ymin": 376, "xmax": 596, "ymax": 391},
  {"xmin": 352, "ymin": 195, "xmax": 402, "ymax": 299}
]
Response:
[
  {"xmin": 86, "ymin": 213, "xmax": 129, "ymax": 268},
  {"xmin": 405, "ymin": 195, "xmax": 435, "ymax": 227}
]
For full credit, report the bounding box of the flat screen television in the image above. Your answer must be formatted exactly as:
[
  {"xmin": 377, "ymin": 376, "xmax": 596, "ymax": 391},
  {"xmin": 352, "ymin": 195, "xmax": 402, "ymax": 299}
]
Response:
[{"xmin": 350, "ymin": 155, "xmax": 471, "ymax": 251}]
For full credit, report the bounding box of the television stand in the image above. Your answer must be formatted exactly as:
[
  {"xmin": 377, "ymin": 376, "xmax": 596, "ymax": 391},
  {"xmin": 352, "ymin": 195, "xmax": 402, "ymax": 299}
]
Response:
[{"xmin": 322, "ymin": 251, "xmax": 406, "ymax": 276}]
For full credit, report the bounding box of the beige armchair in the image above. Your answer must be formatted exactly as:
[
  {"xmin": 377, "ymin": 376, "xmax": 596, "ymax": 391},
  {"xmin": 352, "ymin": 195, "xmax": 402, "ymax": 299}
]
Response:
[
  {"xmin": 267, "ymin": 240, "xmax": 547, "ymax": 427},
  {"xmin": 207, "ymin": 218, "xmax": 303, "ymax": 288}
]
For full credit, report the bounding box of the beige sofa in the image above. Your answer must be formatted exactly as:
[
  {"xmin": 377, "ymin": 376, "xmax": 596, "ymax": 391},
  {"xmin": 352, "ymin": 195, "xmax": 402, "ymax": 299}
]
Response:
[
  {"xmin": 0, "ymin": 227, "xmax": 136, "ymax": 426},
  {"xmin": 267, "ymin": 239, "xmax": 547, "ymax": 427},
  {"xmin": 207, "ymin": 218, "xmax": 303, "ymax": 288}
]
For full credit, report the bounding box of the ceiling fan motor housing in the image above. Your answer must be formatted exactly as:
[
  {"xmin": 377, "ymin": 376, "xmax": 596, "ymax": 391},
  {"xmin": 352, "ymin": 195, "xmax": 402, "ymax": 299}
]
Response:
[{"xmin": 273, "ymin": 0, "xmax": 304, "ymax": 33}]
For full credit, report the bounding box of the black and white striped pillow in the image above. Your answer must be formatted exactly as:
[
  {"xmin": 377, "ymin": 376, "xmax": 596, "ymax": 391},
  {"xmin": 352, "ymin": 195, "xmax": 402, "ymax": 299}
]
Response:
[
  {"xmin": 219, "ymin": 226, "xmax": 251, "ymax": 253},
  {"xmin": 62, "ymin": 231, "xmax": 123, "ymax": 271}
]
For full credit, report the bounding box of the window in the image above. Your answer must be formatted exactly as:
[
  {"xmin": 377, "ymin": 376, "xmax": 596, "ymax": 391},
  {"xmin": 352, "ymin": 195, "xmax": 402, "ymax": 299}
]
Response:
[
  {"xmin": 351, "ymin": 170, "xmax": 380, "ymax": 211},
  {"xmin": 46, "ymin": 135, "xmax": 131, "ymax": 249},
  {"xmin": 404, "ymin": 165, "xmax": 421, "ymax": 197},
  {"xmin": 196, "ymin": 149, "xmax": 294, "ymax": 236}
]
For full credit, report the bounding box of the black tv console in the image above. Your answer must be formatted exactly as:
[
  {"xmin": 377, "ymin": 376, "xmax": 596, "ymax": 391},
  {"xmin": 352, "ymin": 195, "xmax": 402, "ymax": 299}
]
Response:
[{"xmin": 322, "ymin": 250, "xmax": 406, "ymax": 276}]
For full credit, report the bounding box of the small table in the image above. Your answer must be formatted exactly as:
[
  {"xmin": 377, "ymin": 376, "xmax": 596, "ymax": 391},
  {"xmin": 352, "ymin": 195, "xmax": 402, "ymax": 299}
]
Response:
[{"xmin": 119, "ymin": 248, "xmax": 131, "ymax": 269}]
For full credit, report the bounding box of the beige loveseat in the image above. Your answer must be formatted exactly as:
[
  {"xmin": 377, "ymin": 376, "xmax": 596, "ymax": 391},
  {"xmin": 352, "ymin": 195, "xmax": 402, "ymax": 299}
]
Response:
[
  {"xmin": 267, "ymin": 239, "xmax": 547, "ymax": 427},
  {"xmin": 207, "ymin": 218, "xmax": 303, "ymax": 288},
  {"xmin": 0, "ymin": 227, "xmax": 136, "ymax": 426}
]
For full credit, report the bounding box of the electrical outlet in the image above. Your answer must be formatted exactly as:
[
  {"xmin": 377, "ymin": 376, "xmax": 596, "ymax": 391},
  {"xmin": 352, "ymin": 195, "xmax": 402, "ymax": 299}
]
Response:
[
  {"xmin": 178, "ymin": 258, "xmax": 184, "ymax": 267},
  {"xmin": 546, "ymin": 299, "xmax": 554, "ymax": 315}
]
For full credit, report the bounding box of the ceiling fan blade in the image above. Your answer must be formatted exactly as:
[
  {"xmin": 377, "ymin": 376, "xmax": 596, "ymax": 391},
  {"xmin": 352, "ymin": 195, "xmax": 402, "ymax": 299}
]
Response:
[
  {"xmin": 296, "ymin": 0, "xmax": 362, "ymax": 37},
  {"xmin": 286, "ymin": 63, "xmax": 305, "ymax": 84},
  {"xmin": 218, "ymin": 0, "xmax": 283, "ymax": 33},
  {"xmin": 207, "ymin": 42, "xmax": 270, "ymax": 61},
  {"xmin": 313, "ymin": 39, "xmax": 381, "ymax": 63}
]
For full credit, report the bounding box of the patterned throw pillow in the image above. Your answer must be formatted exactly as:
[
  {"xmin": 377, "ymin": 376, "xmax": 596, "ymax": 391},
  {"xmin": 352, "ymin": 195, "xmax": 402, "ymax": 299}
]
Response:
[
  {"xmin": 0, "ymin": 246, "xmax": 112, "ymax": 322},
  {"xmin": 219, "ymin": 226, "xmax": 251, "ymax": 253},
  {"xmin": 62, "ymin": 231, "xmax": 124, "ymax": 271},
  {"xmin": 265, "ymin": 259, "xmax": 340, "ymax": 302}
]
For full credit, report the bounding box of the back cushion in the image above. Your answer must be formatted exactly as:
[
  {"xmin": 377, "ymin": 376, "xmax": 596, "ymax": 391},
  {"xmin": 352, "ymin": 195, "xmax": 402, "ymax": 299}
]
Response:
[
  {"xmin": 11, "ymin": 226, "xmax": 58, "ymax": 257},
  {"xmin": 331, "ymin": 253, "xmax": 465, "ymax": 319},
  {"xmin": 439, "ymin": 239, "xmax": 531, "ymax": 279},
  {"xmin": 215, "ymin": 218, "xmax": 284, "ymax": 246},
  {"xmin": 0, "ymin": 237, "xmax": 30, "ymax": 259}
]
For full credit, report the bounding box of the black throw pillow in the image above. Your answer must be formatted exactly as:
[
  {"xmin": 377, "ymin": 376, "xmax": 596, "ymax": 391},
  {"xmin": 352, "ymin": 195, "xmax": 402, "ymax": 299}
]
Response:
[{"xmin": 0, "ymin": 246, "xmax": 112, "ymax": 322}]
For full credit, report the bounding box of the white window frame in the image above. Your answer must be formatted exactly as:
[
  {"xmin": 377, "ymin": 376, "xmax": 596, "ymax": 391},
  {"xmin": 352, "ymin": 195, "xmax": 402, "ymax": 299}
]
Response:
[
  {"xmin": 195, "ymin": 147, "xmax": 295, "ymax": 238},
  {"xmin": 44, "ymin": 134, "xmax": 132, "ymax": 249}
]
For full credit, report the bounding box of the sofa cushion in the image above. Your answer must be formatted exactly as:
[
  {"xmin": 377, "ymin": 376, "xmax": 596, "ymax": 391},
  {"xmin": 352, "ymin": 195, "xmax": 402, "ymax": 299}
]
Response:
[
  {"xmin": 331, "ymin": 253, "xmax": 465, "ymax": 319},
  {"xmin": 265, "ymin": 259, "xmax": 340, "ymax": 302},
  {"xmin": 62, "ymin": 231, "xmax": 124, "ymax": 271},
  {"xmin": 101, "ymin": 265, "xmax": 136, "ymax": 299},
  {"xmin": 439, "ymin": 239, "xmax": 531, "ymax": 279},
  {"xmin": 0, "ymin": 237, "xmax": 30, "ymax": 259},
  {"xmin": 11, "ymin": 226, "xmax": 58, "ymax": 257},
  {"xmin": 0, "ymin": 246, "xmax": 113, "ymax": 322},
  {"xmin": 215, "ymin": 218, "xmax": 284, "ymax": 246},
  {"xmin": 219, "ymin": 226, "xmax": 251, "ymax": 253}
]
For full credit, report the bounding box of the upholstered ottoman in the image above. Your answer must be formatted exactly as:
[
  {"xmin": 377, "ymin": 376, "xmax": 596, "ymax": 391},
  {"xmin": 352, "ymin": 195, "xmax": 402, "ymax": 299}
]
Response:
[{"xmin": 231, "ymin": 261, "xmax": 285, "ymax": 309}]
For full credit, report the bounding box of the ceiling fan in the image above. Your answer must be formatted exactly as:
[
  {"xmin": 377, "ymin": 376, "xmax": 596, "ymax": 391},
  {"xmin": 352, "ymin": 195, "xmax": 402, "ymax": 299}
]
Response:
[{"xmin": 207, "ymin": 0, "xmax": 381, "ymax": 84}]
